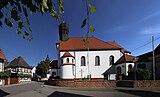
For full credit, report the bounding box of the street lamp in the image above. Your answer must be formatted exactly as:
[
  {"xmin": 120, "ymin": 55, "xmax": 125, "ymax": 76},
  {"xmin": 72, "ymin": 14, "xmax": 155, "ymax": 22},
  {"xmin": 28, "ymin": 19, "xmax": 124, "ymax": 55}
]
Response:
[{"xmin": 133, "ymin": 57, "xmax": 138, "ymax": 80}]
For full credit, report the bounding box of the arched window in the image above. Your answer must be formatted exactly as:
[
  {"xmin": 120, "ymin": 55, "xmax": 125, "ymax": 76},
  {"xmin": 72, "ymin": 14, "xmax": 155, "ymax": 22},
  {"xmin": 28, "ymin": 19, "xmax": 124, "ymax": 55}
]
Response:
[
  {"xmin": 128, "ymin": 64, "xmax": 133, "ymax": 71},
  {"xmin": 61, "ymin": 59, "xmax": 63, "ymax": 64},
  {"xmin": 72, "ymin": 59, "xmax": 74, "ymax": 63},
  {"xmin": 66, "ymin": 58, "xmax": 69, "ymax": 63},
  {"xmin": 109, "ymin": 55, "xmax": 114, "ymax": 65},
  {"xmin": 81, "ymin": 56, "xmax": 85, "ymax": 66},
  {"xmin": 95, "ymin": 56, "xmax": 100, "ymax": 66}
]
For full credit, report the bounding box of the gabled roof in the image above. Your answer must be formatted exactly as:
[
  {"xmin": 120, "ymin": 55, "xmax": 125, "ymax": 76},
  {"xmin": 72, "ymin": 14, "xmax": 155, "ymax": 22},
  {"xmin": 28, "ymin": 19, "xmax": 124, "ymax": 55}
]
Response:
[
  {"xmin": 50, "ymin": 60, "xmax": 58, "ymax": 69},
  {"xmin": 58, "ymin": 37, "xmax": 129, "ymax": 51},
  {"xmin": 137, "ymin": 44, "xmax": 160, "ymax": 62},
  {"xmin": 6, "ymin": 56, "xmax": 31, "ymax": 68},
  {"xmin": 115, "ymin": 55, "xmax": 136, "ymax": 64},
  {"xmin": 108, "ymin": 42, "xmax": 131, "ymax": 54},
  {"xmin": 0, "ymin": 48, "xmax": 6, "ymax": 60},
  {"xmin": 61, "ymin": 52, "xmax": 74, "ymax": 58}
]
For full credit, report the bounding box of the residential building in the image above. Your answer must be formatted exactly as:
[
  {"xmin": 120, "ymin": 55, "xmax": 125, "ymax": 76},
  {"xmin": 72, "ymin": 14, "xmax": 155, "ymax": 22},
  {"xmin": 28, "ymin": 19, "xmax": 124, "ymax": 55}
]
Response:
[
  {"xmin": 5, "ymin": 56, "xmax": 32, "ymax": 82},
  {"xmin": 137, "ymin": 44, "xmax": 160, "ymax": 79},
  {"xmin": 0, "ymin": 48, "xmax": 6, "ymax": 85}
]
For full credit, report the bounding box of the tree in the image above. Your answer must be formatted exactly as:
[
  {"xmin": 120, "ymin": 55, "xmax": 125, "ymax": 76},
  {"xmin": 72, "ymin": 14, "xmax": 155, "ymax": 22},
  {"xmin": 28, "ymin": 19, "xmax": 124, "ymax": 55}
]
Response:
[
  {"xmin": 0, "ymin": 0, "xmax": 96, "ymax": 41},
  {"xmin": 128, "ymin": 68, "xmax": 151, "ymax": 80},
  {"xmin": 0, "ymin": 70, "xmax": 11, "ymax": 79},
  {"xmin": 36, "ymin": 60, "xmax": 50, "ymax": 77}
]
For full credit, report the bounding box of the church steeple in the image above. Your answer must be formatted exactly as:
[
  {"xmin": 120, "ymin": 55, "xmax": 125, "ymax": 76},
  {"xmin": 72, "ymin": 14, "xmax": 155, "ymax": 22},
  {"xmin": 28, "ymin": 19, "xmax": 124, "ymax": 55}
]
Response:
[
  {"xmin": 59, "ymin": 22, "xmax": 69, "ymax": 41},
  {"xmin": 59, "ymin": 10, "xmax": 69, "ymax": 41},
  {"xmin": 45, "ymin": 54, "xmax": 50, "ymax": 63}
]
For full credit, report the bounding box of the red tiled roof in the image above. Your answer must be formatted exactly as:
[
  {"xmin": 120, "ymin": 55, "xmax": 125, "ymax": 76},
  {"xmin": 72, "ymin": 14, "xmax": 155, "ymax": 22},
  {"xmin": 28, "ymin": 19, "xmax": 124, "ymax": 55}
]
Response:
[
  {"xmin": 59, "ymin": 37, "xmax": 127, "ymax": 51},
  {"xmin": 108, "ymin": 42, "xmax": 130, "ymax": 54},
  {"xmin": 0, "ymin": 48, "xmax": 6, "ymax": 60},
  {"xmin": 50, "ymin": 60, "xmax": 58, "ymax": 69},
  {"xmin": 61, "ymin": 52, "xmax": 74, "ymax": 58},
  {"xmin": 115, "ymin": 55, "xmax": 137, "ymax": 64}
]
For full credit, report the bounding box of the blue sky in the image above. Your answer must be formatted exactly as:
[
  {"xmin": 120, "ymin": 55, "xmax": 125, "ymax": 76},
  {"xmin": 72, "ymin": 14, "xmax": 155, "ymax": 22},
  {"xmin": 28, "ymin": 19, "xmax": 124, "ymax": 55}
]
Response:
[{"xmin": 1, "ymin": 0, "xmax": 160, "ymax": 66}]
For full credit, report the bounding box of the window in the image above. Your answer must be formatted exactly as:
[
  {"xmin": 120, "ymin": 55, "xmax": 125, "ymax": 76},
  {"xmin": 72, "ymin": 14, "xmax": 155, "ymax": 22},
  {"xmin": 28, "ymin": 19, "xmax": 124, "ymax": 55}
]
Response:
[
  {"xmin": 61, "ymin": 59, "xmax": 63, "ymax": 64},
  {"xmin": 72, "ymin": 59, "xmax": 74, "ymax": 63},
  {"xmin": 66, "ymin": 58, "xmax": 69, "ymax": 63},
  {"xmin": 81, "ymin": 56, "xmax": 85, "ymax": 66},
  {"xmin": 109, "ymin": 55, "xmax": 114, "ymax": 65},
  {"xmin": 95, "ymin": 56, "xmax": 100, "ymax": 66},
  {"xmin": 128, "ymin": 64, "xmax": 133, "ymax": 71}
]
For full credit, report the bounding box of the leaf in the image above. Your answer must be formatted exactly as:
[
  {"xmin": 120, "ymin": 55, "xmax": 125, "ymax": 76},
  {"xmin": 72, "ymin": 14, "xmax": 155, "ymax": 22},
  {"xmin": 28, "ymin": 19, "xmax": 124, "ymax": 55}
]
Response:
[
  {"xmin": 42, "ymin": 0, "xmax": 49, "ymax": 10},
  {"xmin": 27, "ymin": 37, "xmax": 33, "ymax": 42},
  {"xmin": 81, "ymin": 18, "xmax": 87, "ymax": 28},
  {"xmin": 51, "ymin": 10, "xmax": 60, "ymax": 20},
  {"xmin": 89, "ymin": 25, "xmax": 95, "ymax": 32},
  {"xmin": 11, "ymin": 9, "xmax": 20, "ymax": 21},
  {"xmin": 0, "ymin": 21, "xmax": 2, "ymax": 27},
  {"xmin": 47, "ymin": 0, "xmax": 53, "ymax": 12},
  {"xmin": 26, "ymin": 17, "xmax": 30, "ymax": 25},
  {"xmin": 16, "ymin": 30, "xmax": 21, "ymax": 34},
  {"xmin": 59, "ymin": 0, "xmax": 64, "ymax": 14},
  {"xmin": 83, "ymin": 38, "xmax": 89, "ymax": 44},
  {"xmin": 24, "ymin": 31, "xmax": 29, "ymax": 36},
  {"xmin": 5, "ymin": 18, "xmax": 13, "ymax": 27},
  {"xmin": 18, "ymin": 22, "xmax": 24, "ymax": 29},
  {"xmin": 0, "ymin": 11, "xmax": 4, "ymax": 19},
  {"xmin": 88, "ymin": 4, "xmax": 96, "ymax": 13},
  {"xmin": 23, "ymin": 7, "xmax": 28, "ymax": 17}
]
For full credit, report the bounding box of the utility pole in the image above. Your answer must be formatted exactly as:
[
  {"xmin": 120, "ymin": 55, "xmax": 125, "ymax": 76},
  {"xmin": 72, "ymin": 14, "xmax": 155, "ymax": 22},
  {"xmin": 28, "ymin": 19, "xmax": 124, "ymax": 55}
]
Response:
[{"xmin": 152, "ymin": 36, "xmax": 156, "ymax": 81}]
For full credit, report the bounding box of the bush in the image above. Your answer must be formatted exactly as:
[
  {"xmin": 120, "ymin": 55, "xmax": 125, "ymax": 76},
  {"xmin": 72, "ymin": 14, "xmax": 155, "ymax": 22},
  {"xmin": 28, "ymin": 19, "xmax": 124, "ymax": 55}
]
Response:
[
  {"xmin": 0, "ymin": 70, "xmax": 11, "ymax": 79},
  {"xmin": 128, "ymin": 69, "xmax": 151, "ymax": 80}
]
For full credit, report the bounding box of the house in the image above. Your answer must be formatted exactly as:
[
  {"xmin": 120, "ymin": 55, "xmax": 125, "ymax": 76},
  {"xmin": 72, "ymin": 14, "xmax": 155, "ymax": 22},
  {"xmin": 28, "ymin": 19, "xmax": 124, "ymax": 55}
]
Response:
[
  {"xmin": 0, "ymin": 48, "xmax": 6, "ymax": 72},
  {"xmin": 137, "ymin": 44, "xmax": 160, "ymax": 79},
  {"xmin": 54, "ymin": 22, "xmax": 136, "ymax": 80},
  {"xmin": 0, "ymin": 48, "xmax": 6, "ymax": 85},
  {"xmin": 5, "ymin": 56, "xmax": 32, "ymax": 82},
  {"xmin": 49, "ymin": 60, "xmax": 59, "ymax": 78}
]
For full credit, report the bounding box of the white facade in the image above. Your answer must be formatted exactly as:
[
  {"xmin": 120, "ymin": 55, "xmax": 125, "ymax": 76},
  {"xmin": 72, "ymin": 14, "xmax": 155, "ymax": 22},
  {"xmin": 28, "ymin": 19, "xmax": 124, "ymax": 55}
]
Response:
[
  {"xmin": 58, "ymin": 50, "xmax": 124, "ymax": 79},
  {"xmin": 0, "ymin": 62, "xmax": 4, "ymax": 72},
  {"xmin": 116, "ymin": 63, "xmax": 135, "ymax": 76}
]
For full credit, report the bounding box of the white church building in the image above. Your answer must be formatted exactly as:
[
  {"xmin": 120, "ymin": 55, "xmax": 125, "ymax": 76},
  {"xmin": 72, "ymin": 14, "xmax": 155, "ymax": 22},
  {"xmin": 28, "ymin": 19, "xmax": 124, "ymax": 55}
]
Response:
[{"xmin": 53, "ymin": 22, "xmax": 137, "ymax": 80}]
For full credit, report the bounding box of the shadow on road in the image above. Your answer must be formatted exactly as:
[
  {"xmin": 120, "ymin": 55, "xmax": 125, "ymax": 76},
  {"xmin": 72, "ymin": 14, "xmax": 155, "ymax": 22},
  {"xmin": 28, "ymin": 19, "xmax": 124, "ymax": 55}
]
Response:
[
  {"xmin": 115, "ymin": 89, "xmax": 160, "ymax": 97},
  {"xmin": 0, "ymin": 89, "xmax": 10, "ymax": 97},
  {"xmin": 48, "ymin": 91, "xmax": 92, "ymax": 97}
]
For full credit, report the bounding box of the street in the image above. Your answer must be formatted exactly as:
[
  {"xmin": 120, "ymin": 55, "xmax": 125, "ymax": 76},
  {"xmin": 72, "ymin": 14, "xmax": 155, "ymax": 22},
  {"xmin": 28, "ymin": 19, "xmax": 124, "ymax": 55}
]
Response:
[{"xmin": 0, "ymin": 81, "xmax": 160, "ymax": 97}]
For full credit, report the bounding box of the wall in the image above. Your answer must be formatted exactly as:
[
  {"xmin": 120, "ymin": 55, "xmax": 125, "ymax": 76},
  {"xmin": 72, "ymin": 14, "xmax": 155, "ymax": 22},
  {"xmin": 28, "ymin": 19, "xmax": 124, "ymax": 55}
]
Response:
[
  {"xmin": 47, "ymin": 79, "xmax": 117, "ymax": 88},
  {"xmin": 0, "ymin": 62, "xmax": 4, "ymax": 72},
  {"xmin": 134, "ymin": 80, "xmax": 160, "ymax": 88},
  {"xmin": 59, "ymin": 50, "xmax": 121, "ymax": 79}
]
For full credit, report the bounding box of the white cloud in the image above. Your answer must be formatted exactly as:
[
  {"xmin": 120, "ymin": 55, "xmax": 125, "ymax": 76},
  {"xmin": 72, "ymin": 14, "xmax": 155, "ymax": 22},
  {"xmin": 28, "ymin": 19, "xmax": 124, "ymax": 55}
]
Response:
[{"xmin": 140, "ymin": 25, "xmax": 160, "ymax": 35}]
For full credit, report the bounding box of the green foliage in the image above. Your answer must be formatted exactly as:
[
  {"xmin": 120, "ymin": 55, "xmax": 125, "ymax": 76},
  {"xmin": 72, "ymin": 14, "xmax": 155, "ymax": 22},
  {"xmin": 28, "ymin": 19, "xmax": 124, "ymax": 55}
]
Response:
[
  {"xmin": 0, "ymin": 70, "xmax": 11, "ymax": 78},
  {"xmin": 81, "ymin": 1, "xmax": 96, "ymax": 33},
  {"xmin": 0, "ymin": 0, "xmax": 96, "ymax": 41},
  {"xmin": 88, "ymin": 4, "xmax": 96, "ymax": 13},
  {"xmin": 89, "ymin": 25, "xmax": 95, "ymax": 32},
  {"xmin": 128, "ymin": 69, "xmax": 151, "ymax": 80},
  {"xmin": 18, "ymin": 73, "xmax": 31, "ymax": 78},
  {"xmin": 0, "ymin": 0, "xmax": 64, "ymax": 41},
  {"xmin": 36, "ymin": 60, "xmax": 50, "ymax": 77}
]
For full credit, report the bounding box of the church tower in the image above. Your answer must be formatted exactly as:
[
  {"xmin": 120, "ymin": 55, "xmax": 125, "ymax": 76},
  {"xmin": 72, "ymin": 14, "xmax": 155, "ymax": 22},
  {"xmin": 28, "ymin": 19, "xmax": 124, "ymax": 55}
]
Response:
[{"xmin": 59, "ymin": 22, "xmax": 69, "ymax": 41}]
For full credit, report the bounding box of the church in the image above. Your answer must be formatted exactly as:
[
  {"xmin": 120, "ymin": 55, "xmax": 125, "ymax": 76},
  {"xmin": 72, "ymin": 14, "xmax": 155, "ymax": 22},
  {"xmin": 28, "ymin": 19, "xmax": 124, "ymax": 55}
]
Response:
[{"xmin": 52, "ymin": 22, "xmax": 136, "ymax": 80}]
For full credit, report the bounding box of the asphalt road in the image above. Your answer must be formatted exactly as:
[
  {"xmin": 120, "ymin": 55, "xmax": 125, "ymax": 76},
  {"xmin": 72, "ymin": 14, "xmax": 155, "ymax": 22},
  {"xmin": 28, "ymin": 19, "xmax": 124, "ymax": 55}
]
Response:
[{"xmin": 0, "ymin": 81, "xmax": 160, "ymax": 97}]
